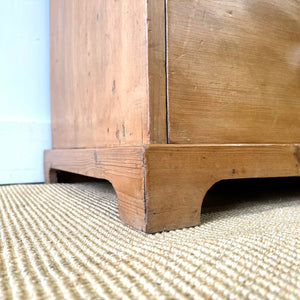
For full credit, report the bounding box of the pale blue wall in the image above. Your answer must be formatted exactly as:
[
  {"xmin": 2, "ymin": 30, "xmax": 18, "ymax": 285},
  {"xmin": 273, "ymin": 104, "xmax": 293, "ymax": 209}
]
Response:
[{"xmin": 0, "ymin": 0, "xmax": 51, "ymax": 184}]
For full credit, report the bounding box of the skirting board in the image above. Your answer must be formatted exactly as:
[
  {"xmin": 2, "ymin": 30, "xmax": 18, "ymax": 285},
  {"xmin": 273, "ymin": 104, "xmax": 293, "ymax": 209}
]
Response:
[
  {"xmin": 44, "ymin": 144, "xmax": 300, "ymax": 233},
  {"xmin": 0, "ymin": 121, "xmax": 51, "ymax": 184}
]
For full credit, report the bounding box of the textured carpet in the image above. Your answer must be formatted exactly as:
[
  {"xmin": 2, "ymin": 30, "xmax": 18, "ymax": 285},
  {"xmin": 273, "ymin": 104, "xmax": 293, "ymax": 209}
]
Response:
[{"xmin": 0, "ymin": 182, "xmax": 299, "ymax": 300}]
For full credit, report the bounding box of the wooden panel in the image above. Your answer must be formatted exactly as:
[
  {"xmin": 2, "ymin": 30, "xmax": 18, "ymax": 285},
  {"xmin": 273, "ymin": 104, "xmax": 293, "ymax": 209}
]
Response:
[
  {"xmin": 147, "ymin": 0, "xmax": 167, "ymax": 143},
  {"xmin": 167, "ymin": 0, "xmax": 300, "ymax": 144},
  {"xmin": 144, "ymin": 144, "xmax": 300, "ymax": 232},
  {"xmin": 44, "ymin": 147, "xmax": 146, "ymax": 231},
  {"xmin": 50, "ymin": 0, "xmax": 149, "ymax": 148}
]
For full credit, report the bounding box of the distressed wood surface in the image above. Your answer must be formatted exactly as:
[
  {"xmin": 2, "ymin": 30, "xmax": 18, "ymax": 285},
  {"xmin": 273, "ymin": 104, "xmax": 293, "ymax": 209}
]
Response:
[
  {"xmin": 144, "ymin": 144, "xmax": 300, "ymax": 232},
  {"xmin": 45, "ymin": 144, "xmax": 300, "ymax": 233},
  {"xmin": 44, "ymin": 147, "xmax": 146, "ymax": 231},
  {"xmin": 167, "ymin": 0, "xmax": 300, "ymax": 144},
  {"xmin": 50, "ymin": 0, "xmax": 168, "ymax": 149},
  {"xmin": 50, "ymin": 0, "xmax": 149, "ymax": 148},
  {"xmin": 48, "ymin": 0, "xmax": 300, "ymax": 232}
]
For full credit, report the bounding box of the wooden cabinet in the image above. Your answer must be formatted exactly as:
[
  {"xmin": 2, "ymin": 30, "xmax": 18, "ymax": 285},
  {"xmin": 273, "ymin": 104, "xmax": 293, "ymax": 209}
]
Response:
[{"xmin": 45, "ymin": 0, "xmax": 300, "ymax": 232}]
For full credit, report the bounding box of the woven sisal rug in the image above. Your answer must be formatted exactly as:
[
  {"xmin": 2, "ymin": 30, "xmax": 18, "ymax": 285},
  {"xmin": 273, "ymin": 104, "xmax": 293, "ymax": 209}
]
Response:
[{"xmin": 0, "ymin": 182, "xmax": 299, "ymax": 299}]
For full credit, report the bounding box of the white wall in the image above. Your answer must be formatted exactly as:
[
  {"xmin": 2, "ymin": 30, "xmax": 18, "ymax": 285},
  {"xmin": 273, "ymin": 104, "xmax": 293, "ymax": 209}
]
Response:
[{"xmin": 0, "ymin": 0, "xmax": 51, "ymax": 184}]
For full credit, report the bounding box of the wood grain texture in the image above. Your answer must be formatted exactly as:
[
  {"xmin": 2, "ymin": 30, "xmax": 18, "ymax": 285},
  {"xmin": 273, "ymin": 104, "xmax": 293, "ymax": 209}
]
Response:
[
  {"xmin": 50, "ymin": 0, "xmax": 168, "ymax": 148},
  {"xmin": 44, "ymin": 147, "xmax": 146, "ymax": 231},
  {"xmin": 167, "ymin": 0, "xmax": 300, "ymax": 144},
  {"xmin": 147, "ymin": 0, "xmax": 167, "ymax": 144},
  {"xmin": 50, "ymin": 0, "xmax": 149, "ymax": 148},
  {"xmin": 48, "ymin": 0, "xmax": 300, "ymax": 232},
  {"xmin": 45, "ymin": 144, "xmax": 300, "ymax": 233},
  {"xmin": 144, "ymin": 144, "xmax": 300, "ymax": 232}
]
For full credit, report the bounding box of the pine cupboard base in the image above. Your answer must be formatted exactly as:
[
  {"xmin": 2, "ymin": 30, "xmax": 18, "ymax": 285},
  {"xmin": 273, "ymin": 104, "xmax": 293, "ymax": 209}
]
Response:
[
  {"xmin": 47, "ymin": 1, "xmax": 300, "ymax": 232},
  {"xmin": 44, "ymin": 144, "xmax": 300, "ymax": 233}
]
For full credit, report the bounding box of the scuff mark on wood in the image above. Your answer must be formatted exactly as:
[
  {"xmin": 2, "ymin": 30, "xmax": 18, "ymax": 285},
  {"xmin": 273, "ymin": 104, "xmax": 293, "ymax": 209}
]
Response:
[
  {"xmin": 293, "ymin": 146, "xmax": 300, "ymax": 165},
  {"xmin": 122, "ymin": 122, "xmax": 126, "ymax": 137},
  {"xmin": 116, "ymin": 129, "xmax": 121, "ymax": 143}
]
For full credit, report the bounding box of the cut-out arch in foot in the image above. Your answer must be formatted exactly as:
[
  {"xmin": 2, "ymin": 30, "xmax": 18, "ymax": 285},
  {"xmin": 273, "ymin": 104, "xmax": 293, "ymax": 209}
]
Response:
[{"xmin": 45, "ymin": 144, "xmax": 300, "ymax": 233}]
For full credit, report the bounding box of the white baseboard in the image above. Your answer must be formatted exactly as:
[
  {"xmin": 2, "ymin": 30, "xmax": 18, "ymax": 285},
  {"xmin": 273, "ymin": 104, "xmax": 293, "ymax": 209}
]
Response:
[{"xmin": 0, "ymin": 120, "xmax": 51, "ymax": 184}]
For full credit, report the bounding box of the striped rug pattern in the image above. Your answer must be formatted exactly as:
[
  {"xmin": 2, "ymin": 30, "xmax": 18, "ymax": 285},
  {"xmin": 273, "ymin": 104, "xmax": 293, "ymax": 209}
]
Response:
[{"xmin": 0, "ymin": 182, "xmax": 299, "ymax": 299}]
